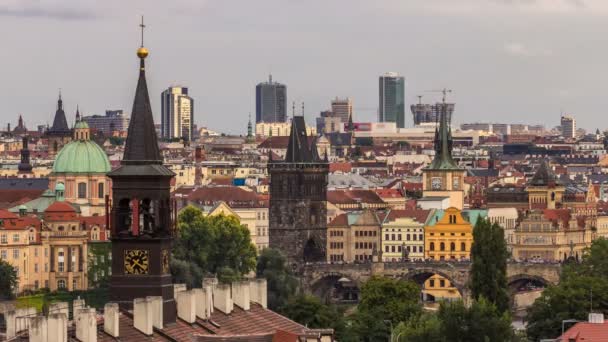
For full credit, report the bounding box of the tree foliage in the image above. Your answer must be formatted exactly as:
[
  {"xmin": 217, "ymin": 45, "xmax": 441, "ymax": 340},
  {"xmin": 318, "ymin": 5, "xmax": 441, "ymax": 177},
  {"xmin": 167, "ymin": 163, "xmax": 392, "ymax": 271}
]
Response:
[
  {"xmin": 281, "ymin": 295, "xmax": 343, "ymax": 331},
  {"xmin": 527, "ymin": 238, "xmax": 608, "ymax": 341},
  {"xmin": 0, "ymin": 260, "xmax": 18, "ymax": 299},
  {"xmin": 438, "ymin": 298, "xmax": 513, "ymax": 342},
  {"xmin": 393, "ymin": 313, "xmax": 443, "ymax": 342},
  {"xmin": 172, "ymin": 206, "xmax": 257, "ymax": 286},
  {"xmin": 470, "ymin": 218, "xmax": 509, "ymax": 313},
  {"xmin": 256, "ymin": 248, "xmax": 298, "ymax": 310}
]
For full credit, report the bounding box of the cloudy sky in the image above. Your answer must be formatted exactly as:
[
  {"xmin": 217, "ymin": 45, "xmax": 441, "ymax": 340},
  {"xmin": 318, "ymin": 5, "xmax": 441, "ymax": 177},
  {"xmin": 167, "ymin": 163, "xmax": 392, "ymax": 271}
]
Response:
[{"xmin": 1, "ymin": 0, "xmax": 608, "ymax": 134}]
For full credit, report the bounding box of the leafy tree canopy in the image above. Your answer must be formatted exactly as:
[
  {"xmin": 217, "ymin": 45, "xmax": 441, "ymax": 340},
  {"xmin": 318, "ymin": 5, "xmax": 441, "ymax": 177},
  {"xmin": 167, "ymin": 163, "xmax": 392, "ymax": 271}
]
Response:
[
  {"xmin": 256, "ymin": 248, "xmax": 298, "ymax": 310},
  {"xmin": 0, "ymin": 260, "xmax": 18, "ymax": 299},
  {"xmin": 172, "ymin": 206, "xmax": 257, "ymax": 286}
]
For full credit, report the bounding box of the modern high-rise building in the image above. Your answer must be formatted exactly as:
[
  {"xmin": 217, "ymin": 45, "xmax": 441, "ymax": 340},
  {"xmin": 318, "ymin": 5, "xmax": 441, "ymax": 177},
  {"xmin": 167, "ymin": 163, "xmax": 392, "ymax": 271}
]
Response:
[
  {"xmin": 161, "ymin": 86, "xmax": 194, "ymax": 141},
  {"xmin": 411, "ymin": 103, "xmax": 454, "ymax": 125},
  {"xmin": 82, "ymin": 110, "xmax": 130, "ymax": 136},
  {"xmin": 379, "ymin": 72, "xmax": 406, "ymax": 128},
  {"xmin": 331, "ymin": 97, "xmax": 353, "ymax": 123},
  {"xmin": 256, "ymin": 75, "xmax": 287, "ymax": 123},
  {"xmin": 561, "ymin": 115, "xmax": 576, "ymax": 139}
]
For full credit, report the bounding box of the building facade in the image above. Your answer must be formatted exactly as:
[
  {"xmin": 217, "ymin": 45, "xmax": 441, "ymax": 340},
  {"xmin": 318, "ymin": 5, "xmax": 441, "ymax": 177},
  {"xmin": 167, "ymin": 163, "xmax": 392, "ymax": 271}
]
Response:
[
  {"xmin": 411, "ymin": 102, "xmax": 454, "ymax": 126},
  {"xmin": 379, "ymin": 72, "xmax": 405, "ymax": 128},
  {"xmin": 161, "ymin": 86, "xmax": 194, "ymax": 141},
  {"xmin": 561, "ymin": 115, "xmax": 576, "ymax": 139},
  {"xmin": 82, "ymin": 110, "xmax": 130, "ymax": 136},
  {"xmin": 331, "ymin": 97, "xmax": 353, "ymax": 123},
  {"xmin": 256, "ymin": 75, "xmax": 287, "ymax": 123},
  {"xmin": 326, "ymin": 210, "xmax": 380, "ymax": 263},
  {"xmin": 380, "ymin": 211, "xmax": 428, "ymax": 261},
  {"xmin": 268, "ymin": 116, "xmax": 329, "ymax": 265}
]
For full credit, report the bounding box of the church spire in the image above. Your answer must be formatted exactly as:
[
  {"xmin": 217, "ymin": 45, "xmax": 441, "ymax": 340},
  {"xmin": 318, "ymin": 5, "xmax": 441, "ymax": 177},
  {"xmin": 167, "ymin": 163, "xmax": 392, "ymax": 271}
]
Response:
[
  {"xmin": 427, "ymin": 89, "xmax": 459, "ymax": 170},
  {"xmin": 122, "ymin": 16, "xmax": 161, "ymax": 165}
]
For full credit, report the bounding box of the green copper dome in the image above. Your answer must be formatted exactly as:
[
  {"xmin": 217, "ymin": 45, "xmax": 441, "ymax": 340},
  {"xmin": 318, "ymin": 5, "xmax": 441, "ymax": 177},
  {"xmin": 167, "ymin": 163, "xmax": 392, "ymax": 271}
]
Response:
[
  {"xmin": 52, "ymin": 140, "xmax": 111, "ymax": 174},
  {"xmin": 74, "ymin": 121, "xmax": 89, "ymax": 129}
]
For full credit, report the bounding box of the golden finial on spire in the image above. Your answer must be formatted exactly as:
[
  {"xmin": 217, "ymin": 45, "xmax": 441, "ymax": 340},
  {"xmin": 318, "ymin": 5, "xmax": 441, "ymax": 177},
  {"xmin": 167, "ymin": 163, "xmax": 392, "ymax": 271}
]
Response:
[{"xmin": 137, "ymin": 16, "xmax": 149, "ymax": 59}]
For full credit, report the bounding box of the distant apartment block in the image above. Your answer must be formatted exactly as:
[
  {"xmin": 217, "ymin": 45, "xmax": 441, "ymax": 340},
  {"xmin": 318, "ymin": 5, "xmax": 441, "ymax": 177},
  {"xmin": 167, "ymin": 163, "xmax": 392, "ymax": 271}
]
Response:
[
  {"xmin": 561, "ymin": 115, "xmax": 576, "ymax": 139},
  {"xmin": 331, "ymin": 97, "xmax": 353, "ymax": 123},
  {"xmin": 161, "ymin": 86, "xmax": 194, "ymax": 141},
  {"xmin": 411, "ymin": 102, "xmax": 454, "ymax": 125},
  {"xmin": 82, "ymin": 110, "xmax": 130, "ymax": 136},
  {"xmin": 256, "ymin": 75, "xmax": 287, "ymax": 123},
  {"xmin": 379, "ymin": 72, "xmax": 405, "ymax": 128}
]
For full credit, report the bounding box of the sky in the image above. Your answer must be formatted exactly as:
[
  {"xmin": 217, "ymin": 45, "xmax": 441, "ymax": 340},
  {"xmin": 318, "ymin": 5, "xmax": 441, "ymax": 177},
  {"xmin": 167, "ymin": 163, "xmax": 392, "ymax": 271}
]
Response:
[{"xmin": 1, "ymin": 0, "xmax": 608, "ymax": 134}]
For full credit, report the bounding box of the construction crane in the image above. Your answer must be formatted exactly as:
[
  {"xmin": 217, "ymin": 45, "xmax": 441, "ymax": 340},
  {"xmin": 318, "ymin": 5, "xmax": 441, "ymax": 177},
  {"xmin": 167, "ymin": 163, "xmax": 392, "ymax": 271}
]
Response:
[{"xmin": 424, "ymin": 88, "xmax": 452, "ymax": 104}]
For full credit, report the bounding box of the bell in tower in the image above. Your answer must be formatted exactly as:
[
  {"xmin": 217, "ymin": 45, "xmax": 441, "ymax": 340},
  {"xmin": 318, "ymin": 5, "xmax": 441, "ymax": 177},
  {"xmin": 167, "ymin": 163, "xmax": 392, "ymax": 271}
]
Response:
[{"xmin": 107, "ymin": 18, "xmax": 177, "ymax": 325}]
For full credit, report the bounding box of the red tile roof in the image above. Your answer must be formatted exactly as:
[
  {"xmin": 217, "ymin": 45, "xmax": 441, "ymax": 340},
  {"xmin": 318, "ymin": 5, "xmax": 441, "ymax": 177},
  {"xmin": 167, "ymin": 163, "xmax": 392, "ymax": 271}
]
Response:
[
  {"xmin": 558, "ymin": 321, "xmax": 608, "ymax": 341},
  {"xmin": 383, "ymin": 209, "xmax": 431, "ymax": 224},
  {"xmin": 328, "ymin": 214, "xmax": 348, "ymax": 227}
]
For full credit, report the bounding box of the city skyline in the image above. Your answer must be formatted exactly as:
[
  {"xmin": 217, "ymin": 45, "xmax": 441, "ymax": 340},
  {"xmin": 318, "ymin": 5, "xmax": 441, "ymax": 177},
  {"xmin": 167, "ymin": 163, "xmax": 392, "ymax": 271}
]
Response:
[{"xmin": 1, "ymin": 0, "xmax": 608, "ymax": 133}]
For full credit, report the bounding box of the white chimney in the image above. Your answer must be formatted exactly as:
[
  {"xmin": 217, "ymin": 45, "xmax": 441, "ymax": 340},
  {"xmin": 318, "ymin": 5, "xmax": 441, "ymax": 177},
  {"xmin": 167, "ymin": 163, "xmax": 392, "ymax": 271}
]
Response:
[
  {"xmin": 133, "ymin": 298, "xmax": 153, "ymax": 336},
  {"xmin": 214, "ymin": 284, "xmax": 233, "ymax": 314},
  {"xmin": 146, "ymin": 296, "xmax": 164, "ymax": 330},
  {"xmin": 28, "ymin": 316, "xmax": 47, "ymax": 342},
  {"xmin": 49, "ymin": 302, "xmax": 69, "ymax": 317},
  {"xmin": 250, "ymin": 279, "xmax": 268, "ymax": 309},
  {"xmin": 232, "ymin": 281, "xmax": 251, "ymax": 311},
  {"xmin": 73, "ymin": 298, "xmax": 86, "ymax": 314},
  {"xmin": 173, "ymin": 283, "xmax": 187, "ymax": 299},
  {"xmin": 177, "ymin": 290, "xmax": 196, "ymax": 323},
  {"xmin": 589, "ymin": 313, "xmax": 605, "ymax": 324},
  {"xmin": 75, "ymin": 308, "xmax": 97, "ymax": 342},
  {"xmin": 103, "ymin": 303, "xmax": 119, "ymax": 338},
  {"xmin": 47, "ymin": 313, "xmax": 67, "ymax": 342},
  {"xmin": 193, "ymin": 288, "xmax": 208, "ymax": 319}
]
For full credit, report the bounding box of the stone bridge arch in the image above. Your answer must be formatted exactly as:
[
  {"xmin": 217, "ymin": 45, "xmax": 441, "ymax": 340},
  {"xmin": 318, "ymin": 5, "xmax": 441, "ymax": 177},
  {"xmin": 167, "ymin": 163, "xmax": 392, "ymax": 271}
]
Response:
[{"xmin": 309, "ymin": 271, "xmax": 364, "ymax": 304}]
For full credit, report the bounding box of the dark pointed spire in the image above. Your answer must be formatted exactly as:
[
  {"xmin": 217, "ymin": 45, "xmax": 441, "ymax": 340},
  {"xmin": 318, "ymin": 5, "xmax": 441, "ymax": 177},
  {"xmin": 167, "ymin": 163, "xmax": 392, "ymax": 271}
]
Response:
[
  {"xmin": 427, "ymin": 91, "xmax": 459, "ymax": 170},
  {"xmin": 49, "ymin": 91, "xmax": 70, "ymax": 134},
  {"xmin": 285, "ymin": 116, "xmax": 313, "ymax": 162},
  {"xmin": 18, "ymin": 136, "xmax": 32, "ymax": 173},
  {"xmin": 122, "ymin": 18, "xmax": 162, "ymax": 165},
  {"xmin": 75, "ymin": 105, "xmax": 81, "ymax": 123}
]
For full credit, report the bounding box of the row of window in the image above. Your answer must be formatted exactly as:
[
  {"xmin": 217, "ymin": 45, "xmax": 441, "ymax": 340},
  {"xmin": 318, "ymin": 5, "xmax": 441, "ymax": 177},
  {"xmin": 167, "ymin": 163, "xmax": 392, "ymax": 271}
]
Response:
[
  {"xmin": 427, "ymin": 279, "xmax": 449, "ymax": 288},
  {"xmin": 429, "ymin": 242, "xmax": 467, "ymax": 252},
  {"xmin": 384, "ymin": 233, "xmax": 423, "ymax": 241},
  {"xmin": 354, "ymin": 254, "xmax": 372, "ymax": 261},
  {"xmin": 429, "ymin": 232, "xmax": 466, "ymax": 237},
  {"xmin": 329, "ymin": 231, "xmax": 344, "ymax": 237},
  {"xmin": 354, "ymin": 242, "xmax": 377, "ymax": 250},
  {"xmin": 71, "ymin": 182, "xmax": 105, "ymax": 199},
  {"xmin": 329, "ymin": 242, "xmax": 344, "ymax": 249},
  {"xmin": 384, "ymin": 245, "xmax": 423, "ymax": 253},
  {"xmin": 354, "ymin": 230, "xmax": 377, "ymax": 237},
  {"xmin": 329, "ymin": 254, "xmax": 344, "ymax": 262}
]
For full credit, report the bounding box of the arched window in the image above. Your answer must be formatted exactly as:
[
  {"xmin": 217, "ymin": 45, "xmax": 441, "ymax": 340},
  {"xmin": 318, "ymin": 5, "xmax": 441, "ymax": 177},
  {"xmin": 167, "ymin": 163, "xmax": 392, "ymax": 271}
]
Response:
[
  {"xmin": 77, "ymin": 182, "xmax": 86, "ymax": 199},
  {"xmin": 440, "ymin": 242, "xmax": 445, "ymax": 251},
  {"xmin": 461, "ymin": 242, "xmax": 466, "ymax": 251},
  {"xmin": 430, "ymin": 242, "xmax": 435, "ymax": 251},
  {"xmin": 450, "ymin": 242, "xmax": 455, "ymax": 251},
  {"xmin": 57, "ymin": 279, "xmax": 66, "ymax": 289},
  {"xmin": 98, "ymin": 183, "xmax": 105, "ymax": 199}
]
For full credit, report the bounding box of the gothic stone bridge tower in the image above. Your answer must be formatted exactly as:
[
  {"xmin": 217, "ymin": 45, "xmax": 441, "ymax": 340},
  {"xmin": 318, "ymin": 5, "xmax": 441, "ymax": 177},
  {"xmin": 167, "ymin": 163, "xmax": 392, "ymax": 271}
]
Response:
[
  {"xmin": 108, "ymin": 24, "xmax": 177, "ymax": 325},
  {"xmin": 268, "ymin": 115, "xmax": 329, "ymax": 268}
]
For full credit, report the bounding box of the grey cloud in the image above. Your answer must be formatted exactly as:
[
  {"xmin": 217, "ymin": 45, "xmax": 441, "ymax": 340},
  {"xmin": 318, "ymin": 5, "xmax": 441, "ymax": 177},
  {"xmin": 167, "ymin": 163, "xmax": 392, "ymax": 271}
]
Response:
[{"xmin": 0, "ymin": 6, "xmax": 97, "ymax": 20}]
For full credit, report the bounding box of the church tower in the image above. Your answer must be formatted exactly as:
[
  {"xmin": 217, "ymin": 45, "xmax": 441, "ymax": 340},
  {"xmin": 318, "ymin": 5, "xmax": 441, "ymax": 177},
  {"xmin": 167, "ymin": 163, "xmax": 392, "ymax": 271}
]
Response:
[
  {"xmin": 108, "ymin": 19, "xmax": 177, "ymax": 324},
  {"xmin": 268, "ymin": 116, "xmax": 329, "ymax": 267},
  {"xmin": 422, "ymin": 93, "xmax": 466, "ymax": 210}
]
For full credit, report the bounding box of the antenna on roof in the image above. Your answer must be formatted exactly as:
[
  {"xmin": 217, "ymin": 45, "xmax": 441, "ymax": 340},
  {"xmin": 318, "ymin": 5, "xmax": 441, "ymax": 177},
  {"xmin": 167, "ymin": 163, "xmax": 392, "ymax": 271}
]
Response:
[
  {"xmin": 301, "ymin": 102, "xmax": 305, "ymax": 118},
  {"xmin": 292, "ymin": 101, "xmax": 296, "ymax": 118}
]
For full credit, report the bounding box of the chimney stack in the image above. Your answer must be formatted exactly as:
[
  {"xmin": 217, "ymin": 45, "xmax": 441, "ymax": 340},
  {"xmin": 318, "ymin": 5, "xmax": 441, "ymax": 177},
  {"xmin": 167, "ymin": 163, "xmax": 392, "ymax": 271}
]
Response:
[
  {"xmin": 75, "ymin": 308, "xmax": 97, "ymax": 342},
  {"xmin": 214, "ymin": 284, "xmax": 233, "ymax": 314},
  {"xmin": 47, "ymin": 313, "xmax": 68, "ymax": 342},
  {"xmin": 133, "ymin": 298, "xmax": 153, "ymax": 336},
  {"xmin": 28, "ymin": 316, "xmax": 48, "ymax": 342},
  {"xmin": 589, "ymin": 313, "xmax": 605, "ymax": 324},
  {"xmin": 232, "ymin": 281, "xmax": 251, "ymax": 311},
  {"xmin": 250, "ymin": 279, "xmax": 268, "ymax": 309},
  {"xmin": 177, "ymin": 290, "xmax": 197, "ymax": 323},
  {"xmin": 173, "ymin": 283, "xmax": 187, "ymax": 299},
  {"xmin": 103, "ymin": 303, "xmax": 119, "ymax": 338},
  {"xmin": 193, "ymin": 288, "xmax": 210, "ymax": 319},
  {"xmin": 147, "ymin": 296, "xmax": 164, "ymax": 330}
]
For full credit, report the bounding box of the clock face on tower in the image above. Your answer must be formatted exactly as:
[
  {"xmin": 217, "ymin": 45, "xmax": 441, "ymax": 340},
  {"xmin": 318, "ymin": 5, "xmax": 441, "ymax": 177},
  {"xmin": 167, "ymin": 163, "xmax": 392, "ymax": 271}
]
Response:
[
  {"xmin": 124, "ymin": 249, "xmax": 149, "ymax": 275},
  {"xmin": 431, "ymin": 177, "xmax": 442, "ymax": 190},
  {"xmin": 161, "ymin": 249, "xmax": 169, "ymax": 274}
]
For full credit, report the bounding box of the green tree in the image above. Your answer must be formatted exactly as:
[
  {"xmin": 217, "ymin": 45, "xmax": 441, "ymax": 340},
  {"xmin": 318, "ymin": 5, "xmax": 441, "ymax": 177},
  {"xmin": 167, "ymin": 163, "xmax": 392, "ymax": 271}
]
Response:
[
  {"xmin": 358, "ymin": 276, "xmax": 421, "ymax": 325},
  {"xmin": 172, "ymin": 206, "xmax": 257, "ymax": 285},
  {"xmin": 393, "ymin": 313, "xmax": 443, "ymax": 342},
  {"xmin": 0, "ymin": 260, "xmax": 18, "ymax": 299},
  {"xmin": 256, "ymin": 248, "xmax": 298, "ymax": 310},
  {"xmin": 470, "ymin": 218, "xmax": 509, "ymax": 312},
  {"xmin": 439, "ymin": 298, "xmax": 513, "ymax": 342},
  {"xmin": 526, "ymin": 238, "xmax": 608, "ymax": 340},
  {"xmin": 281, "ymin": 295, "xmax": 343, "ymax": 331},
  {"xmin": 87, "ymin": 242, "xmax": 111, "ymax": 288}
]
